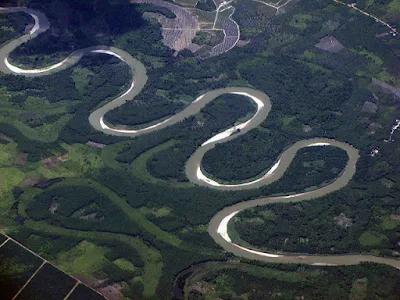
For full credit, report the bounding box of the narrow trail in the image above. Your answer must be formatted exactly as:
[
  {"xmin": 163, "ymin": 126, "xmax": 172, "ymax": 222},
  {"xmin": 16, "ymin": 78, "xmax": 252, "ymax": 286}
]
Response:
[{"xmin": 0, "ymin": 6, "xmax": 399, "ymax": 270}]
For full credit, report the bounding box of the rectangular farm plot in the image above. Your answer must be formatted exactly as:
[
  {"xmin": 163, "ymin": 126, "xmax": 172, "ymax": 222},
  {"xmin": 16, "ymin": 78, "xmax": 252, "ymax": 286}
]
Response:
[
  {"xmin": 15, "ymin": 263, "xmax": 77, "ymax": 300},
  {"xmin": 0, "ymin": 240, "xmax": 42, "ymax": 300},
  {"xmin": 68, "ymin": 284, "xmax": 106, "ymax": 300}
]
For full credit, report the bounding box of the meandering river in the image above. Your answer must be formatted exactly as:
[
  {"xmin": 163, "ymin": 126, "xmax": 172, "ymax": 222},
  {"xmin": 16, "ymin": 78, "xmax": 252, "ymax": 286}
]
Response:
[{"xmin": 1, "ymin": 7, "xmax": 399, "ymax": 269}]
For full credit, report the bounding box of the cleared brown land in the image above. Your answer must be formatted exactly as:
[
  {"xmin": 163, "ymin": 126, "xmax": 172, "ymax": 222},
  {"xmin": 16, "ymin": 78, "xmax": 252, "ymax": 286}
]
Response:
[
  {"xmin": 315, "ymin": 35, "xmax": 344, "ymax": 53},
  {"xmin": 132, "ymin": 0, "xmax": 199, "ymax": 51}
]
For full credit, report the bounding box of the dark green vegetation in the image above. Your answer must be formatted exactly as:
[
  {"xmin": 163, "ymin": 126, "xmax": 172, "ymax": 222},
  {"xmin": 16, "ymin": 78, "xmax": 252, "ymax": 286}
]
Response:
[
  {"xmin": 0, "ymin": 240, "xmax": 42, "ymax": 299},
  {"xmin": 234, "ymin": 0, "xmax": 276, "ymax": 39},
  {"xmin": 105, "ymin": 96, "xmax": 184, "ymax": 127},
  {"xmin": 203, "ymin": 130, "xmax": 290, "ymax": 182},
  {"xmin": 26, "ymin": 185, "xmax": 139, "ymax": 235},
  {"xmin": 181, "ymin": 261, "xmax": 400, "ymax": 300},
  {"xmin": 0, "ymin": 0, "xmax": 399, "ymax": 299}
]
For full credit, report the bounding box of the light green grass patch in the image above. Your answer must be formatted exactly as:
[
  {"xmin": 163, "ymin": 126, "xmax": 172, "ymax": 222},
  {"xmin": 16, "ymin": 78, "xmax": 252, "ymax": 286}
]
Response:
[
  {"xmin": 352, "ymin": 48, "xmax": 383, "ymax": 66},
  {"xmin": 71, "ymin": 67, "xmax": 94, "ymax": 95},
  {"xmin": 290, "ymin": 14, "xmax": 312, "ymax": 30},
  {"xmin": 57, "ymin": 241, "xmax": 109, "ymax": 277},
  {"xmin": 349, "ymin": 278, "xmax": 368, "ymax": 300},
  {"xmin": 0, "ymin": 143, "xmax": 18, "ymax": 167},
  {"xmin": 31, "ymin": 114, "xmax": 72, "ymax": 142},
  {"xmin": 63, "ymin": 143, "xmax": 105, "ymax": 174},
  {"xmin": 377, "ymin": 70, "xmax": 397, "ymax": 85},
  {"xmin": 282, "ymin": 115, "xmax": 296, "ymax": 127},
  {"xmin": 388, "ymin": 0, "xmax": 400, "ymax": 17},
  {"xmin": 359, "ymin": 231, "xmax": 388, "ymax": 247},
  {"xmin": 23, "ymin": 96, "xmax": 74, "ymax": 114},
  {"xmin": 152, "ymin": 207, "xmax": 172, "ymax": 217},
  {"xmin": 0, "ymin": 167, "xmax": 24, "ymax": 214},
  {"xmin": 139, "ymin": 206, "xmax": 172, "ymax": 218},
  {"xmin": 30, "ymin": 162, "xmax": 78, "ymax": 179},
  {"xmin": 259, "ymin": 209, "xmax": 277, "ymax": 221},
  {"xmin": 114, "ymin": 258, "xmax": 136, "ymax": 272},
  {"xmin": 101, "ymin": 142, "xmax": 129, "ymax": 170},
  {"xmin": 301, "ymin": 50, "xmax": 316, "ymax": 60},
  {"xmin": 0, "ymin": 167, "xmax": 24, "ymax": 193},
  {"xmin": 380, "ymin": 178, "xmax": 394, "ymax": 188},
  {"xmin": 380, "ymin": 215, "xmax": 400, "ymax": 230},
  {"xmin": 301, "ymin": 61, "xmax": 332, "ymax": 74}
]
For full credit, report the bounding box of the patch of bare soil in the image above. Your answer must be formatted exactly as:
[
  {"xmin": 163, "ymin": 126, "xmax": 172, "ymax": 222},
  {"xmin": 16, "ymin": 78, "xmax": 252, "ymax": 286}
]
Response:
[
  {"xmin": 315, "ymin": 36, "xmax": 344, "ymax": 53},
  {"xmin": 368, "ymin": 122, "xmax": 382, "ymax": 134},
  {"xmin": 372, "ymin": 78, "xmax": 400, "ymax": 99},
  {"xmin": 49, "ymin": 202, "xmax": 59, "ymax": 214},
  {"xmin": 334, "ymin": 213, "xmax": 353, "ymax": 228},
  {"xmin": 237, "ymin": 39, "xmax": 250, "ymax": 47},
  {"xmin": 361, "ymin": 101, "xmax": 378, "ymax": 114},
  {"xmin": 0, "ymin": 133, "xmax": 12, "ymax": 143},
  {"xmin": 15, "ymin": 153, "xmax": 28, "ymax": 166},
  {"xmin": 86, "ymin": 141, "xmax": 106, "ymax": 149},
  {"xmin": 391, "ymin": 214, "xmax": 400, "ymax": 221},
  {"xmin": 79, "ymin": 212, "xmax": 105, "ymax": 221},
  {"xmin": 22, "ymin": 176, "xmax": 44, "ymax": 187},
  {"xmin": 25, "ymin": 23, "xmax": 34, "ymax": 33},
  {"xmin": 189, "ymin": 280, "xmax": 215, "ymax": 295},
  {"xmin": 303, "ymin": 124, "xmax": 312, "ymax": 132},
  {"xmin": 376, "ymin": 32, "xmax": 389, "ymax": 38},
  {"xmin": 136, "ymin": 0, "xmax": 198, "ymax": 52},
  {"xmin": 42, "ymin": 153, "xmax": 69, "ymax": 168},
  {"xmin": 97, "ymin": 282, "xmax": 125, "ymax": 300}
]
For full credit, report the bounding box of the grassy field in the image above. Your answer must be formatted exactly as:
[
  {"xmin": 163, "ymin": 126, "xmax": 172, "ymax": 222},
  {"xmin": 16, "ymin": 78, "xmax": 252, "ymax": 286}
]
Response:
[
  {"xmin": 359, "ymin": 231, "xmax": 388, "ymax": 247},
  {"xmin": 56, "ymin": 241, "xmax": 109, "ymax": 278},
  {"xmin": 349, "ymin": 277, "xmax": 368, "ymax": 300},
  {"xmin": 71, "ymin": 67, "xmax": 94, "ymax": 95},
  {"xmin": 113, "ymin": 258, "xmax": 136, "ymax": 272},
  {"xmin": 101, "ymin": 141, "xmax": 130, "ymax": 170},
  {"xmin": 0, "ymin": 167, "xmax": 24, "ymax": 216}
]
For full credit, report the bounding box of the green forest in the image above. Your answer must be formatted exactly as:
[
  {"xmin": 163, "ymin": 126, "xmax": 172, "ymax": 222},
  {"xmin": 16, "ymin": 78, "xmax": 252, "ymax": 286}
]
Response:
[{"xmin": 0, "ymin": 0, "xmax": 399, "ymax": 299}]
